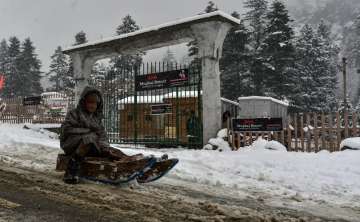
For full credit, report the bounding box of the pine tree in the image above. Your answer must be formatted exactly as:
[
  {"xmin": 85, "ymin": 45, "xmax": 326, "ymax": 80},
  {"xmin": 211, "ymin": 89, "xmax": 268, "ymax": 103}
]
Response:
[
  {"xmin": 243, "ymin": 0, "xmax": 269, "ymax": 96},
  {"xmin": 205, "ymin": 1, "xmax": 218, "ymax": 13},
  {"xmin": 187, "ymin": 1, "xmax": 219, "ymax": 62},
  {"xmin": 288, "ymin": 24, "xmax": 338, "ymax": 112},
  {"xmin": 3, "ymin": 37, "xmax": 21, "ymax": 97},
  {"xmin": 262, "ymin": 0, "xmax": 295, "ymax": 99},
  {"xmin": 67, "ymin": 31, "xmax": 88, "ymax": 96},
  {"xmin": 244, "ymin": 0, "xmax": 268, "ymax": 50},
  {"xmin": 116, "ymin": 15, "xmax": 140, "ymax": 34},
  {"xmin": 110, "ymin": 15, "xmax": 143, "ymax": 79},
  {"xmin": 162, "ymin": 48, "xmax": 177, "ymax": 68},
  {"xmin": 17, "ymin": 38, "xmax": 43, "ymax": 96},
  {"xmin": 220, "ymin": 12, "xmax": 252, "ymax": 100},
  {"xmin": 316, "ymin": 20, "xmax": 338, "ymax": 111},
  {"xmin": 74, "ymin": 31, "xmax": 88, "ymax": 45},
  {"xmin": 48, "ymin": 46, "xmax": 70, "ymax": 91}
]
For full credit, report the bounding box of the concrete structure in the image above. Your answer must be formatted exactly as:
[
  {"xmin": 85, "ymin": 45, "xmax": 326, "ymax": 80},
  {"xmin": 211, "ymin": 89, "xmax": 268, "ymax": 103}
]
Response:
[
  {"xmin": 237, "ymin": 96, "xmax": 289, "ymax": 126},
  {"xmin": 63, "ymin": 11, "xmax": 239, "ymax": 145}
]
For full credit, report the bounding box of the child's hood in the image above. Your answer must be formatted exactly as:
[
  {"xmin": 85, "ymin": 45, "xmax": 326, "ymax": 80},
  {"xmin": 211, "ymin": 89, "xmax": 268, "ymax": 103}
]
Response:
[{"xmin": 77, "ymin": 86, "xmax": 104, "ymax": 117}]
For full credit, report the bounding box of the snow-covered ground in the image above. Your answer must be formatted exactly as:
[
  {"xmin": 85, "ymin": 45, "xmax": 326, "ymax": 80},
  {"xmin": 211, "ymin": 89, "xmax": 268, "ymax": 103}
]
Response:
[{"xmin": 0, "ymin": 124, "xmax": 359, "ymax": 216}]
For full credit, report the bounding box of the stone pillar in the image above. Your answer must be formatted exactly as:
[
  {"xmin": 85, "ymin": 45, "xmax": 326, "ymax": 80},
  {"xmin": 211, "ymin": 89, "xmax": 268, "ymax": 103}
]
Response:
[
  {"xmin": 191, "ymin": 22, "xmax": 232, "ymax": 145},
  {"xmin": 70, "ymin": 53, "xmax": 96, "ymax": 102}
]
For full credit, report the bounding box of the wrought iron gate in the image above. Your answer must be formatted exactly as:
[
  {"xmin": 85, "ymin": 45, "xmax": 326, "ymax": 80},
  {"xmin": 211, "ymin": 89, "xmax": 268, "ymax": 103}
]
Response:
[{"xmin": 93, "ymin": 62, "xmax": 202, "ymax": 148}]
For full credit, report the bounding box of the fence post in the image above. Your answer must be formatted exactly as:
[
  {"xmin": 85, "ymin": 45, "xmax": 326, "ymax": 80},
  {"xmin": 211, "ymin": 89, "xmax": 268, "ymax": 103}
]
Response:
[
  {"xmin": 336, "ymin": 111, "xmax": 341, "ymax": 151},
  {"xmin": 352, "ymin": 112, "xmax": 357, "ymax": 137},
  {"xmin": 287, "ymin": 115, "xmax": 292, "ymax": 151},
  {"xmin": 306, "ymin": 113, "xmax": 311, "ymax": 152},
  {"xmin": 344, "ymin": 111, "xmax": 349, "ymax": 138},
  {"xmin": 321, "ymin": 113, "xmax": 326, "ymax": 151},
  {"xmin": 314, "ymin": 113, "xmax": 319, "ymax": 152}
]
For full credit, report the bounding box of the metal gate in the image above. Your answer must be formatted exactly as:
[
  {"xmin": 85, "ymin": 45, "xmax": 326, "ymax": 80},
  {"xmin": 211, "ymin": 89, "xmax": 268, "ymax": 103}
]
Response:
[{"xmin": 94, "ymin": 62, "xmax": 202, "ymax": 148}]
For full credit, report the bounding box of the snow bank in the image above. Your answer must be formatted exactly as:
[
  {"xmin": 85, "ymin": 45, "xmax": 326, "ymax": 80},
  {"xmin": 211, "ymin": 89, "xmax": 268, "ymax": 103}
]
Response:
[
  {"xmin": 121, "ymin": 145, "xmax": 360, "ymax": 208},
  {"xmin": 203, "ymin": 128, "xmax": 232, "ymax": 151},
  {"xmin": 0, "ymin": 124, "xmax": 60, "ymax": 171},
  {"xmin": 0, "ymin": 124, "xmax": 359, "ymax": 210},
  {"xmin": 340, "ymin": 137, "xmax": 360, "ymax": 150},
  {"xmin": 264, "ymin": 140, "xmax": 287, "ymax": 152}
]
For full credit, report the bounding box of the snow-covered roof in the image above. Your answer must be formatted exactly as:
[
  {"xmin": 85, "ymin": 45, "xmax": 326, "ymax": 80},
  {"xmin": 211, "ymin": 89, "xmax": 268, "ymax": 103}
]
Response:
[
  {"xmin": 238, "ymin": 96, "xmax": 289, "ymax": 107},
  {"xmin": 63, "ymin": 11, "xmax": 240, "ymax": 53},
  {"xmin": 221, "ymin": 97, "xmax": 239, "ymax": 106},
  {"xmin": 118, "ymin": 95, "xmax": 164, "ymax": 104}
]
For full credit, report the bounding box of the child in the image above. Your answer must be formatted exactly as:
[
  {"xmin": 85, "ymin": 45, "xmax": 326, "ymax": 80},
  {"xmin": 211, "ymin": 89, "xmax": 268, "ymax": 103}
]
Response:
[{"xmin": 60, "ymin": 86, "xmax": 128, "ymax": 184}]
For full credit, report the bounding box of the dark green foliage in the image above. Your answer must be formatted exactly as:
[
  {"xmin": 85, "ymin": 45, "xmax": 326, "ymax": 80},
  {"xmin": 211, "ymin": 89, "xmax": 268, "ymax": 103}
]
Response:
[
  {"xmin": 74, "ymin": 31, "xmax": 88, "ymax": 45},
  {"xmin": 48, "ymin": 46, "xmax": 71, "ymax": 92},
  {"xmin": 0, "ymin": 37, "xmax": 42, "ymax": 97},
  {"xmin": 18, "ymin": 38, "xmax": 43, "ymax": 96},
  {"xmin": 221, "ymin": 13, "xmax": 252, "ymax": 100},
  {"xmin": 262, "ymin": 0, "xmax": 295, "ymax": 98},
  {"xmin": 110, "ymin": 15, "xmax": 143, "ymax": 78}
]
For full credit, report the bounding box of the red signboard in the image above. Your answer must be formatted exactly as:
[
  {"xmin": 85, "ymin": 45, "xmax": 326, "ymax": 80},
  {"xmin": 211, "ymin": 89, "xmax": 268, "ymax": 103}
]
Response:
[
  {"xmin": 135, "ymin": 69, "xmax": 189, "ymax": 91},
  {"xmin": 232, "ymin": 118, "xmax": 283, "ymax": 132},
  {"xmin": 0, "ymin": 74, "xmax": 4, "ymax": 90}
]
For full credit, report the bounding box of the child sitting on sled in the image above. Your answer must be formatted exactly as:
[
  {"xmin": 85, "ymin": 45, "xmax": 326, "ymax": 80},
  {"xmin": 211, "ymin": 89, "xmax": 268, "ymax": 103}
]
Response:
[
  {"xmin": 60, "ymin": 86, "xmax": 174, "ymax": 184},
  {"xmin": 60, "ymin": 86, "xmax": 127, "ymax": 184}
]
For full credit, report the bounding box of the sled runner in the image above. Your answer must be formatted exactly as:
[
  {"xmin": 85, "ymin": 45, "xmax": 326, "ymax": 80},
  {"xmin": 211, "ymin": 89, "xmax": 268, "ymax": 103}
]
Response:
[
  {"xmin": 136, "ymin": 158, "xmax": 179, "ymax": 183},
  {"xmin": 56, "ymin": 154, "xmax": 157, "ymax": 185}
]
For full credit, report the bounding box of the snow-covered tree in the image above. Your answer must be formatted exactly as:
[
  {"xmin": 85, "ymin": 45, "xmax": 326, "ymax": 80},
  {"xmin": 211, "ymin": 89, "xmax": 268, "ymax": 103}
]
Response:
[
  {"xmin": 244, "ymin": 0, "xmax": 268, "ymax": 50},
  {"xmin": 17, "ymin": 38, "xmax": 43, "ymax": 96},
  {"xmin": 262, "ymin": 0, "xmax": 295, "ymax": 99},
  {"xmin": 74, "ymin": 31, "xmax": 88, "ymax": 46},
  {"xmin": 3, "ymin": 37, "xmax": 21, "ymax": 97},
  {"xmin": 116, "ymin": 15, "xmax": 140, "ymax": 34},
  {"xmin": 221, "ymin": 12, "xmax": 253, "ymax": 100},
  {"xmin": 316, "ymin": 20, "xmax": 339, "ymax": 111},
  {"xmin": 162, "ymin": 48, "xmax": 177, "ymax": 68},
  {"xmin": 66, "ymin": 31, "xmax": 88, "ymax": 96},
  {"xmin": 204, "ymin": 1, "xmax": 218, "ymax": 14},
  {"xmin": 111, "ymin": 15, "xmax": 143, "ymax": 77},
  {"xmin": 243, "ymin": 0, "xmax": 269, "ymax": 96},
  {"xmin": 48, "ymin": 46, "xmax": 70, "ymax": 92},
  {"xmin": 288, "ymin": 24, "xmax": 338, "ymax": 112},
  {"xmin": 187, "ymin": 1, "xmax": 218, "ymax": 63}
]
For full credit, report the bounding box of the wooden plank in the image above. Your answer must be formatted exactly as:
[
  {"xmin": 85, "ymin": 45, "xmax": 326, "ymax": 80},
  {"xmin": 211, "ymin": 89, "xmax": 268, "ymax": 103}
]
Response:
[
  {"xmin": 352, "ymin": 112, "xmax": 357, "ymax": 137},
  {"xmin": 314, "ymin": 113, "xmax": 319, "ymax": 152},
  {"xmin": 294, "ymin": 113, "xmax": 298, "ymax": 152},
  {"xmin": 321, "ymin": 113, "xmax": 326, "ymax": 151},
  {"xmin": 287, "ymin": 115, "xmax": 292, "ymax": 151},
  {"xmin": 344, "ymin": 111, "xmax": 349, "ymax": 138},
  {"xmin": 336, "ymin": 112, "xmax": 341, "ymax": 151},
  {"xmin": 249, "ymin": 132, "xmax": 253, "ymax": 146},
  {"xmin": 300, "ymin": 114, "xmax": 304, "ymax": 152},
  {"xmin": 306, "ymin": 113, "xmax": 311, "ymax": 152},
  {"xmin": 328, "ymin": 113, "xmax": 334, "ymax": 152},
  {"xmin": 281, "ymin": 130, "xmax": 285, "ymax": 146}
]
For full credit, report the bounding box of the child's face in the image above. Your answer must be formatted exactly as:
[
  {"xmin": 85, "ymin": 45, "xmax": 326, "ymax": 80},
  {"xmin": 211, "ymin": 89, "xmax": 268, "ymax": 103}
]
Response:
[{"xmin": 85, "ymin": 94, "xmax": 98, "ymax": 113}]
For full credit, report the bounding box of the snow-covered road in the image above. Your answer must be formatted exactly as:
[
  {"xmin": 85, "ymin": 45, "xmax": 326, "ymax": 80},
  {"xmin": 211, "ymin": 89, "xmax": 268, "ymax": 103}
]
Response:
[{"xmin": 0, "ymin": 124, "xmax": 359, "ymax": 221}]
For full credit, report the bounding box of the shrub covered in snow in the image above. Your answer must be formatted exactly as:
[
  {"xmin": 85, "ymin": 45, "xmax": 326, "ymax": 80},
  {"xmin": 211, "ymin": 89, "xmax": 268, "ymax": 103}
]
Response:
[
  {"xmin": 203, "ymin": 129, "xmax": 232, "ymax": 152},
  {"xmin": 265, "ymin": 140, "xmax": 287, "ymax": 152},
  {"xmin": 340, "ymin": 137, "xmax": 360, "ymax": 151}
]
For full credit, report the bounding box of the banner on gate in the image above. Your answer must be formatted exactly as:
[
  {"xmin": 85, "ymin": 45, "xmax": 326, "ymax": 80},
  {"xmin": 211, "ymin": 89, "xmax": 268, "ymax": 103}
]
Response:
[{"xmin": 135, "ymin": 69, "xmax": 189, "ymax": 91}]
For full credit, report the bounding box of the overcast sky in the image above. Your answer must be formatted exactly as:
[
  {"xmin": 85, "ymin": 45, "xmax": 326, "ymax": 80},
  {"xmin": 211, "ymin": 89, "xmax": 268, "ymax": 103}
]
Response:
[{"xmin": 0, "ymin": 0, "xmax": 245, "ymax": 72}]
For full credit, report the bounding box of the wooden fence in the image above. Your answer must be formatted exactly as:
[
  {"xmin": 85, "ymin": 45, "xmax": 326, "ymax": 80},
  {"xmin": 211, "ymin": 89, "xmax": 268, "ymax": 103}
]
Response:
[
  {"xmin": 0, "ymin": 95, "xmax": 74, "ymax": 124},
  {"xmin": 229, "ymin": 112, "xmax": 360, "ymax": 152}
]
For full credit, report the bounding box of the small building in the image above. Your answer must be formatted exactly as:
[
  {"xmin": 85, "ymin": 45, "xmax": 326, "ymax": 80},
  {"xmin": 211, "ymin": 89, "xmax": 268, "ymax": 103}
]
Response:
[
  {"xmin": 117, "ymin": 91, "xmax": 201, "ymax": 144},
  {"xmin": 237, "ymin": 96, "xmax": 289, "ymax": 125},
  {"xmin": 117, "ymin": 95, "xmax": 164, "ymax": 142}
]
